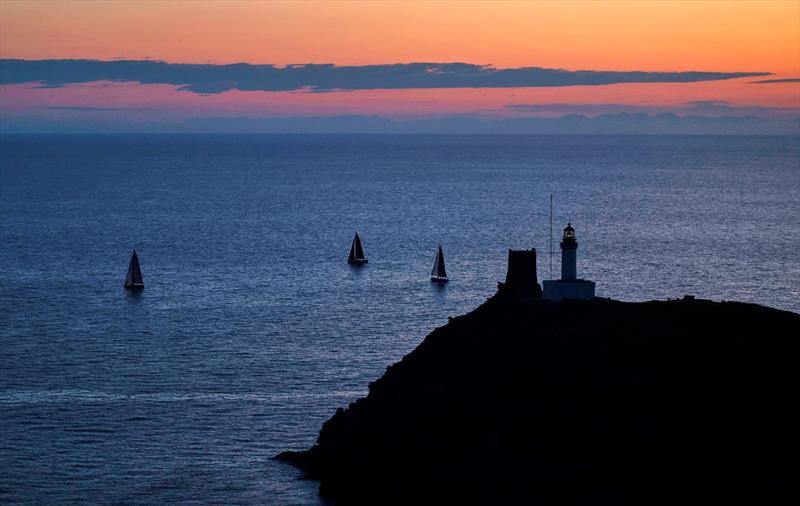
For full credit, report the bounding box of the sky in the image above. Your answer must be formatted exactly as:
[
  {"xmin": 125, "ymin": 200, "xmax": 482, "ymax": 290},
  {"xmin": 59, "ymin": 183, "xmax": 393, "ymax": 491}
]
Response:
[{"xmin": 1, "ymin": 0, "xmax": 798, "ymax": 134}]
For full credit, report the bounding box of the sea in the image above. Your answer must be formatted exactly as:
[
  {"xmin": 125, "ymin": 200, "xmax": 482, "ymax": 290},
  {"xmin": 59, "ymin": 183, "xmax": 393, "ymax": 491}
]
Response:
[{"xmin": 1, "ymin": 134, "xmax": 798, "ymax": 504}]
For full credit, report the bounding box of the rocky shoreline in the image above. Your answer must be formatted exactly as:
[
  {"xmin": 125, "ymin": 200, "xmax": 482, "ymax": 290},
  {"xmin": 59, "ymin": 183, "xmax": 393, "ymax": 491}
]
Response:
[{"xmin": 277, "ymin": 293, "xmax": 799, "ymax": 504}]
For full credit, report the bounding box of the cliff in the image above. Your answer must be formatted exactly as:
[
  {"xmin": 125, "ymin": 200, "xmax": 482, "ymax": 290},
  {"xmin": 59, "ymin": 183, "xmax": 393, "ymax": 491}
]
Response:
[{"xmin": 277, "ymin": 294, "xmax": 799, "ymax": 504}]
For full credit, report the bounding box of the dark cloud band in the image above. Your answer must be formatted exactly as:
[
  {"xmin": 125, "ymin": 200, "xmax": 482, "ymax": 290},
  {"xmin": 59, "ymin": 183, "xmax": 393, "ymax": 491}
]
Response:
[
  {"xmin": 0, "ymin": 59, "xmax": 770, "ymax": 94},
  {"xmin": 42, "ymin": 106, "xmax": 153, "ymax": 111},
  {"xmin": 750, "ymin": 78, "xmax": 800, "ymax": 84}
]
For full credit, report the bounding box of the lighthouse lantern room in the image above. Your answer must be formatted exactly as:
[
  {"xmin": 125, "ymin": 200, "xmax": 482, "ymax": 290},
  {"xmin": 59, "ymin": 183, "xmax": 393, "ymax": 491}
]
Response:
[{"xmin": 543, "ymin": 222, "xmax": 596, "ymax": 301}]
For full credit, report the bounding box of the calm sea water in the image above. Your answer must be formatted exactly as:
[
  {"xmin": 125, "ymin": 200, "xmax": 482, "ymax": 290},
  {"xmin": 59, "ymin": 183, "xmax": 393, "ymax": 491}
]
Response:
[{"xmin": 1, "ymin": 134, "xmax": 798, "ymax": 504}]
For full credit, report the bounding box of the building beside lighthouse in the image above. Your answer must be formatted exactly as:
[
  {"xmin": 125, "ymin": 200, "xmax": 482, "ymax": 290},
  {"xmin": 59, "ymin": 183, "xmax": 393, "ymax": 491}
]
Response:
[
  {"xmin": 497, "ymin": 248, "xmax": 543, "ymax": 301},
  {"xmin": 543, "ymin": 223, "xmax": 596, "ymax": 301}
]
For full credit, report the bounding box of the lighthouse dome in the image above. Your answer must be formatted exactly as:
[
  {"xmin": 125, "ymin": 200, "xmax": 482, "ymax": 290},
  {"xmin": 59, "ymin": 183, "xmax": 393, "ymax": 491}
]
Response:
[{"xmin": 563, "ymin": 222, "xmax": 576, "ymax": 241}]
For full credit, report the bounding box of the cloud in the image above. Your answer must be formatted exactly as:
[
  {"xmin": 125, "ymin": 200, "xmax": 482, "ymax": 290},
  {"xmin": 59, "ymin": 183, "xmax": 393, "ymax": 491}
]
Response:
[
  {"xmin": 42, "ymin": 105, "xmax": 153, "ymax": 111},
  {"xmin": 683, "ymin": 100, "xmax": 729, "ymax": 107},
  {"xmin": 681, "ymin": 100, "xmax": 798, "ymax": 117},
  {"xmin": 750, "ymin": 78, "xmax": 800, "ymax": 84},
  {"xmin": 505, "ymin": 100, "xmax": 799, "ymax": 119},
  {"xmin": 506, "ymin": 103, "xmax": 655, "ymax": 114},
  {"xmin": 0, "ymin": 59, "xmax": 771, "ymax": 94}
]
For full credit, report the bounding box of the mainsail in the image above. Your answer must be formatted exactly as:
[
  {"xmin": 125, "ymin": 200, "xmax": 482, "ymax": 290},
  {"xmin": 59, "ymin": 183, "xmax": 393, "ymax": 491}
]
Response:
[
  {"xmin": 431, "ymin": 245, "xmax": 447, "ymax": 280},
  {"xmin": 348, "ymin": 233, "xmax": 367, "ymax": 263},
  {"xmin": 125, "ymin": 250, "xmax": 144, "ymax": 288}
]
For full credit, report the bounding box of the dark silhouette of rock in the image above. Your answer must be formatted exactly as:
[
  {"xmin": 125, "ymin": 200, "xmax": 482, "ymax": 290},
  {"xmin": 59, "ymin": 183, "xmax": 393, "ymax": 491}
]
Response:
[{"xmin": 276, "ymin": 294, "xmax": 799, "ymax": 504}]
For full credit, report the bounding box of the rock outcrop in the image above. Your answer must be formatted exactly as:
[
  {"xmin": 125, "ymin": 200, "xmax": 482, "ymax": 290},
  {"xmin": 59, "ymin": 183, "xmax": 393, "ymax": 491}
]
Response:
[{"xmin": 277, "ymin": 294, "xmax": 799, "ymax": 504}]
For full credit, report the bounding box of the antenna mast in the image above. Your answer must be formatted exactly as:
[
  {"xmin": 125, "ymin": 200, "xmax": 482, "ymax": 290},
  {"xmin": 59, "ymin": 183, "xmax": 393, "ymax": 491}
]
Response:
[{"xmin": 549, "ymin": 194, "xmax": 553, "ymax": 280}]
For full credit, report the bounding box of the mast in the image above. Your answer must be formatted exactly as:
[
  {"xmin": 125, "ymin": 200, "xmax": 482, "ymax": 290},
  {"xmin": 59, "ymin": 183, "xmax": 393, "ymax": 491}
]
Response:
[
  {"xmin": 437, "ymin": 246, "xmax": 446, "ymax": 278},
  {"xmin": 354, "ymin": 233, "xmax": 365, "ymax": 259},
  {"xmin": 431, "ymin": 245, "xmax": 447, "ymax": 280},
  {"xmin": 549, "ymin": 194, "xmax": 553, "ymax": 280}
]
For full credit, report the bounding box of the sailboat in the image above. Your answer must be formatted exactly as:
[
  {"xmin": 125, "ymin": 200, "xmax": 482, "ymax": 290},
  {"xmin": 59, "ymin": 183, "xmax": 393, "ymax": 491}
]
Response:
[
  {"xmin": 348, "ymin": 233, "xmax": 368, "ymax": 265},
  {"xmin": 430, "ymin": 245, "xmax": 448, "ymax": 283},
  {"xmin": 124, "ymin": 249, "xmax": 145, "ymax": 289}
]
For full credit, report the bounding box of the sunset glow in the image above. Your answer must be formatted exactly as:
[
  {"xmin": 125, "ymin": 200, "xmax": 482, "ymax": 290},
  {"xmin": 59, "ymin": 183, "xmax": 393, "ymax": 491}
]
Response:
[{"xmin": 1, "ymin": 0, "xmax": 798, "ymax": 133}]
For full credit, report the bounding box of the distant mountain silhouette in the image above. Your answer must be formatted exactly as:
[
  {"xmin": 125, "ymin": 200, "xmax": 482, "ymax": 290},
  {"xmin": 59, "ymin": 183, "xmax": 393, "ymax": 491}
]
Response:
[{"xmin": 6, "ymin": 113, "xmax": 797, "ymax": 135}]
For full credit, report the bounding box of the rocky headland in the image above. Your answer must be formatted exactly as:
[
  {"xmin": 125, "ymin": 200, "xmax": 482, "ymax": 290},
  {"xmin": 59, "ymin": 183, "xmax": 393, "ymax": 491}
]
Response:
[{"xmin": 277, "ymin": 293, "xmax": 799, "ymax": 504}]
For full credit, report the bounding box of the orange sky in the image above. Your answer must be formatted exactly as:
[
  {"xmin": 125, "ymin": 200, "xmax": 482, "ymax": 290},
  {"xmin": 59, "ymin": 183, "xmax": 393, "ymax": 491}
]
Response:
[
  {"xmin": 1, "ymin": 0, "xmax": 798, "ymax": 131},
  {"xmin": 2, "ymin": 0, "xmax": 798, "ymax": 74}
]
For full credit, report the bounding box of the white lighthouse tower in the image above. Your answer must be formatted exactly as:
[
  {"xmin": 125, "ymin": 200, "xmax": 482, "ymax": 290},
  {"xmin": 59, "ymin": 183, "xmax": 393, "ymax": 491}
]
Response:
[
  {"xmin": 543, "ymin": 222, "xmax": 595, "ymax": 301},
  {"xmin": 560, "ymin": 222, "xmax": 578, "ymax": 281}
]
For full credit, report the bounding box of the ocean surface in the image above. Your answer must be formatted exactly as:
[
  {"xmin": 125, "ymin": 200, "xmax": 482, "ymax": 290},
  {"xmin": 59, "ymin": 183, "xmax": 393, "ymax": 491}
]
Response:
[{"xmin": 1, "ymin": 134, "xmax": 798, "ymax": 504}]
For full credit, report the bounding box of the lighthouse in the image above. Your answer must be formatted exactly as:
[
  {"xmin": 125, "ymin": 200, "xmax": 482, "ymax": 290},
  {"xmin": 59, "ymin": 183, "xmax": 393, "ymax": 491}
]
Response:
[
  {"xmin": 543, "ymin": 222, "xmax": 595, "ymax": 301},
  {"xmin": 560, "ymin": 222, "xmax": 577, "ymax": 281}
]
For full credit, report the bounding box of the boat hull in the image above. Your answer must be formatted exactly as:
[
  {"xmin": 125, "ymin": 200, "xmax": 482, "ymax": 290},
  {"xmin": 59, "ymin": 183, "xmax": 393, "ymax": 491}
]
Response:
[
  {"xmin": 125, "ymin": 283, "xmax": 145, "ymax": 290},
  {"xmin": 431, "ymin": 276, "xmax": 448, "ymax": 283},
  {"xmin": 348, "ymin": 259, "xmax": 368, "ymax": 265}
]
